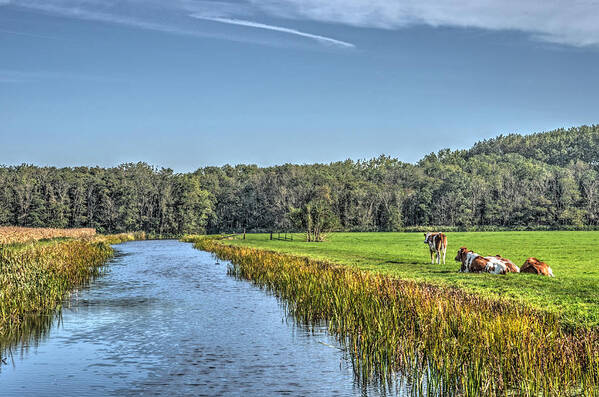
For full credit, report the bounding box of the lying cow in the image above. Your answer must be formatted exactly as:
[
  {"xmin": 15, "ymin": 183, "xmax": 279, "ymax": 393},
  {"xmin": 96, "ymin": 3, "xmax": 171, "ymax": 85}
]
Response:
[
  {"xmin": 424, "ymin": 232, "xmax": 447, "ymax": 264},
  {"xmin": 454, "ymin": 247, "xmax": 520, "ymax": 275},
  {"xmin": 521, "ymin": 257, "xmax": 554, "ymax": 277}
]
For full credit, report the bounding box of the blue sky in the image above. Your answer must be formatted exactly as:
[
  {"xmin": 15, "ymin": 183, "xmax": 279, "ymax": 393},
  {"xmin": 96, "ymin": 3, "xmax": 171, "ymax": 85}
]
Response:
[{"xmin": 1, "ymin": 1, "xmax": 599, "ymax": 171}]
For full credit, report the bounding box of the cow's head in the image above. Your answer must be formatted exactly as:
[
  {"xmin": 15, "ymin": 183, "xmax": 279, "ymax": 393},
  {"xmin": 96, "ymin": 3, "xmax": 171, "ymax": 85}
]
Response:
[
  {"xmin": 424, "ymin": 233, "xmax": 430, "ymax": 244},
  {"xmin": 455, "ymin": 246, "xmax": 469, "ymax": 262}
]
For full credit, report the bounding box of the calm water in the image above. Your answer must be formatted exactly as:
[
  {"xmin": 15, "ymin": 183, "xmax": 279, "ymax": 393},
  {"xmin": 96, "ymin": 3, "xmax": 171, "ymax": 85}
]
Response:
[{"xmin": 0, "ymin": 240, "xmax": 405, "ymax": 396}]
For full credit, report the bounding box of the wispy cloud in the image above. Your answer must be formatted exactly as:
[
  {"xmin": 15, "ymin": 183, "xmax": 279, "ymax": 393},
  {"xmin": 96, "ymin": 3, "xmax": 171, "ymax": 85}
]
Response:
[
  {"xmin": 4, "ymin": 0, "xmax": 599, "ymax": 48},
  {"xmin": 251, "ymin": 0, "xmax": 599, "ymax": 47},
  {"xmin": 3, "ymin": 0, "xmax": 355, "ymax": 49},
  {"xmin": 191, "ymin": 15, "xmax": 354, "ymax": 48}
]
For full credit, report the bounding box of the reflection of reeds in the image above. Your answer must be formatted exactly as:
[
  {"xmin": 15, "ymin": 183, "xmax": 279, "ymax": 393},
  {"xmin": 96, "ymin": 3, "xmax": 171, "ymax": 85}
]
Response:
[
  {"xmin": 191, "ymin": 237, "xmax": 599, "ymax": 396},
  {"xmin": 0, "ymin": 311, "xmax": 60, "ymax": 370},
  {"xmin": 0, "ymin": 231, "xmax": 144, "ymax": 364}
]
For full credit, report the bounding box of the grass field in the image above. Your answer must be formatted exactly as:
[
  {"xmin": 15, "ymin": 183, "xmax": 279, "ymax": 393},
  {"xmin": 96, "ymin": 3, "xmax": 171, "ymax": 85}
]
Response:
[{"xmin": 221, "ymin": 231, "xmax": 599, "ymax": 329}]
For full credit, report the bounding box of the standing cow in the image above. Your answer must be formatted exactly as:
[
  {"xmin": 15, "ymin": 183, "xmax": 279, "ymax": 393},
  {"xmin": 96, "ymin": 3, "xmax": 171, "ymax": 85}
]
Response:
[{"xmin": 424, "ymin": 232, "xmax": 448, "ymax": 264}]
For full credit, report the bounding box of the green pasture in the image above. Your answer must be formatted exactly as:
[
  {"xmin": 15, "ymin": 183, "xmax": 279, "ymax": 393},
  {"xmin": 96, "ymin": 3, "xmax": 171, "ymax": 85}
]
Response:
[{"xmin": 223, "ymin": 231, "xmax": 599, "ymax": 329}]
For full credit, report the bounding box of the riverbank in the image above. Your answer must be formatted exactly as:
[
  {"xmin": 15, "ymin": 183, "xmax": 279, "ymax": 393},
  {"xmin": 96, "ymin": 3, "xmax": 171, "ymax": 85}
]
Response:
[
  {"xmin": 185, "ymin": 234, "xmax": 599, "ymax": 395},
  {"xmin": 204, "ymin": 231, "xmax": 599, "ymax": 329},
  {"xmin": 0, "ymin": 228, "xmax": 145, "ymax": 333}
]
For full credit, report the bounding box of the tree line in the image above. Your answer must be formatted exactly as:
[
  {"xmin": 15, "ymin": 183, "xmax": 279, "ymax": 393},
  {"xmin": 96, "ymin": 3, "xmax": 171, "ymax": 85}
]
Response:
[{"xmin": 1, "ymin": 124, "xmax": 598, "ymax": 235}]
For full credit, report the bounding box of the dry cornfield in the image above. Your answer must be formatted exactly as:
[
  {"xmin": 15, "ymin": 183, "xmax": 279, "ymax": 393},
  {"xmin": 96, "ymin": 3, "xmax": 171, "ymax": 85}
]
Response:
[{"xmin": 0, "ymin": 226, "xmax": 96, "ymax": 245}]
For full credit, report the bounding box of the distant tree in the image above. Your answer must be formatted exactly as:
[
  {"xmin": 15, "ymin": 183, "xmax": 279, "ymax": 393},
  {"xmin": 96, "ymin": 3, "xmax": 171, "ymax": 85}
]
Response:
[
  {"xmin": 176, "ymin": 175, "xmax": 214, "ymax": 235},
  {"xmin": 289, "ymin": 185, "xmax": 339, "ymax": 241},
  {"xmin": 1, "ymin": 124, "xmax": 599, "ymax": 233}
]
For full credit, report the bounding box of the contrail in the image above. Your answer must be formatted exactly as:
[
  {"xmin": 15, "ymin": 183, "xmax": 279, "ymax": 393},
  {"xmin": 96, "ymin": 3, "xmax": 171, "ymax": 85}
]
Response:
[{"xmin": 191, "ymin": 15, "xmax": 355, "ymax": 48}]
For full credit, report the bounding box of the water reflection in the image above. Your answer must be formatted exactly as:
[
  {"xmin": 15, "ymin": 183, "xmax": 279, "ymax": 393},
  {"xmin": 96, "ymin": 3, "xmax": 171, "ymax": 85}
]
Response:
[{"xmin": 1, "ymin": 311, "xmax": 60, "ymax": 368}]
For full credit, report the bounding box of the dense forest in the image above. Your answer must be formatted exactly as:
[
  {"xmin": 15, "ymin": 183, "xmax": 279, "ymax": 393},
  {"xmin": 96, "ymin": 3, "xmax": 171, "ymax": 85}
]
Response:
[{"xmin": 1, "ymin": 125, "xmax": 598, "ymax": 235}]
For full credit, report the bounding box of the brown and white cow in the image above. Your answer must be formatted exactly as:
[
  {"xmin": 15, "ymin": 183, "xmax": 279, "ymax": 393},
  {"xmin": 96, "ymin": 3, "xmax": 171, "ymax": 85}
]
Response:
[
  {"xmin": 521, "ymin": 257, "xmax": 554, "ymax": 277},
  {"xmin": 492, "ymin": 255, "xmax": 521, "ymax": 273},
  {"xmin": 454, "ymin": 247, "xmax": 520, "ymax": 275},
  {"xmin": 424, "ymin": 232, "xmax": 447, "ymax": 264}
]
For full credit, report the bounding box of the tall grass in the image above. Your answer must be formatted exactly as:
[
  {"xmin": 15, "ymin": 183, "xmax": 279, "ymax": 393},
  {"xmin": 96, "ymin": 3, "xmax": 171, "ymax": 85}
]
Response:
[
  {"xmin": 0, "ymin": 232, "xmax": 144, "ymax": 330},
  {"xmin": 0, "ymin": 230, "xmax": 145, "ymax": 365},
  {"xmin": 0, "ymin": 240, "xmax": 111, "ymax": 330},
  {"xmin": 190, "ymin": 237, "xmax": 599, "ymax": 396},
  {"xmin": 94, "ymin": 231, "xmax": 146, "ymax": 245}
]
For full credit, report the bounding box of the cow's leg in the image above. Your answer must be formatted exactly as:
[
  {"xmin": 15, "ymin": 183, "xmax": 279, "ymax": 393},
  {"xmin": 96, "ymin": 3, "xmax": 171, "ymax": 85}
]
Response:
[
  {"xmin": 436, "ymin": 250, "xmax": 441, "ymax": 264},
  {"xmin": 442, "ymin": 247, "xmax": 446, "ymax": 265},
  {"xmin": 430, "ymin": 250, "xmax": 434, "ymax": 264}
]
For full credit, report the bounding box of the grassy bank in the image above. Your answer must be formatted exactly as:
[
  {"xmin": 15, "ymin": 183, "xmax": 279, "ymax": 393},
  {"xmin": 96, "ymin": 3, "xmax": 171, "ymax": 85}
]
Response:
[
  {"xmin": 212, "ymin": 232, "xmax": 599, "ymax": 329},
  {"xmin": 185, "ymin": 234, "xmax": 599, "ymax": 395},
  {"xmin": 0, "ymin": 239, "xmax": 112, "ymax": 331},
  {"xmin": 0, "ymin": 229, "xmax": 144, "ymax": 333}
]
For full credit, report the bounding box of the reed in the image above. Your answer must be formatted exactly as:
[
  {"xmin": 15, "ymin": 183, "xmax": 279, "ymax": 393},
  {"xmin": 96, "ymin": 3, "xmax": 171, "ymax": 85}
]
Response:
[
  {"xmin": 190, "ymin": 237, "xmax": 599, "ymax": 396},
  {"xmin": 0, "ymin": 231, "xmax": 144, "ymax": 333},
  {"xmin": 94, "ymin": 231, "xmax": 146, "ymax": 245},
  {"xmin": 0, "ymin": 240, "xmax": 111, "ymax": 330},
  {"xmin": 0, "ymin": 230, "xmax": 145, "ymax": 366}
]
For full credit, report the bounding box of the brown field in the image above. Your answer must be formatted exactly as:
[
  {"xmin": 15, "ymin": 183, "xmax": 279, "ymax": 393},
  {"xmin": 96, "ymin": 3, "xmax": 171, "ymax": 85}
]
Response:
[{"xmin": 0, "ymin": 226, "xmax": 96, "ymax": 245}]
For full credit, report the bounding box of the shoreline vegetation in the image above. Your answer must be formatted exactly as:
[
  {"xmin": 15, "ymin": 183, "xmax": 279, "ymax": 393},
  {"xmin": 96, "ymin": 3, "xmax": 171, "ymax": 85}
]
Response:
[
  {"xmin": 207, "ymin": 232, "xmax": 599, "ymax": 330},
  {"xmin": 184, "ymin": 234, "xmax": 599, "ymax": 396},
  {"xmin": 0, "ymin": 227, "xmax": 145, "ymax": 356}
]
